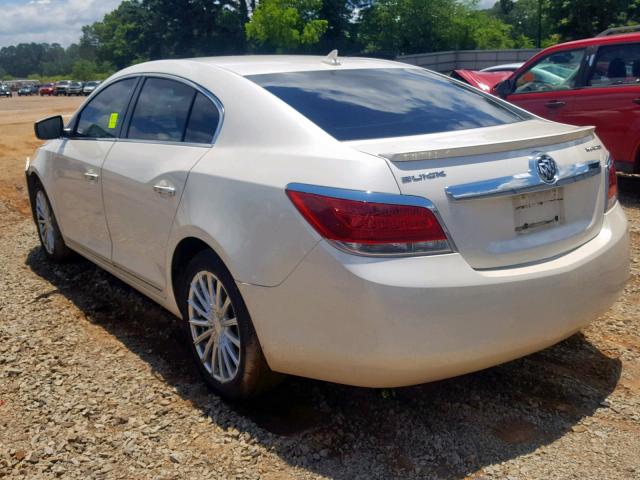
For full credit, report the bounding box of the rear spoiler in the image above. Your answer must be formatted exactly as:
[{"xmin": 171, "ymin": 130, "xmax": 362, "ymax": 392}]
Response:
[{"xmin": 381, "ymin": 126, "xmax": 596, "ymax": 162}]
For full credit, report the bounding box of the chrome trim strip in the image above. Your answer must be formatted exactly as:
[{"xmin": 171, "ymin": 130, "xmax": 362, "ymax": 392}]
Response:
[
  {"xmin": 285, "ymin": 182, "xmax": 457, "ymax": 256},
  {"xmin": 381, "ymin": 126, "xmax": 595, "ymax": 162},
  {"xmin": 445, "ymin": 159, "xmax": 601, "ymax": 201},
  {"xmin": 68, "ymin": 72, "xmax": 225, "ymax": 147}
]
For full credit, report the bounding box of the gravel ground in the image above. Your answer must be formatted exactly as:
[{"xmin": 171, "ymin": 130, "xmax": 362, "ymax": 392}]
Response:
[{"xmin": 1, "ymin": 98, "xmax": 639, "ymax": 479}]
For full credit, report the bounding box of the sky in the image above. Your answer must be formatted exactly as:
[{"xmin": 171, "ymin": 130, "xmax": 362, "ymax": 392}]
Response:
[
  {"xmin": 0, "ymin": 0, "xmax": 121, "ymax": 48},
  {"xmin": 0, "ymin": 0, "xmax": 498, "ymax": 49}
]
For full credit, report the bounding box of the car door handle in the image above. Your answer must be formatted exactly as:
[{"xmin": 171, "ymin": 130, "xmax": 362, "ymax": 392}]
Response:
[
  {"xmin": 633, "ymin": 98, "xmax": 640, "ymax": 105},
  {"xmin": 545, "ymin": 100, "xmax": 566, "ymax": 109},
  {"xmin": 153, "ymin": 184, "xmax": 176, "ymax": 197},
  {"xmin": 83, "ymin": 172, "xmax": 99, "ymax": 182}
]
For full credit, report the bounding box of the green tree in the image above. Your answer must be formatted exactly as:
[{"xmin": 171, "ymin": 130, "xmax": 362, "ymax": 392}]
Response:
[
  {"xmin": 456, "ymin": 11, "xmax": 516, "ymax": 49},
  {"xmin": 546, "ymin": 0, "xmax": 631, "ymax": 40},
  {"xmin": 245, "ymin": 0, "xmax": 329, "ymax": 52},
  {"xmin": 358, "ymin": 0, "xmax": 514, "ymax": 56},
  {"xmin": 317, "ymin": 0, "xmax": 367, "ymax": 53},
  {"xmin": 71, "ymin": 59, "xmax": 97, "ymax": 80},
  {"xmin": 81, "ymin": 0, "xmax": 248, "ymax": 70}
]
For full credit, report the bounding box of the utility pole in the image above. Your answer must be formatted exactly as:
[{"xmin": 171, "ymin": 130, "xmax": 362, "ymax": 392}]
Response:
[{"xmin": 536, "ymin": 0, "xmax": 542, "ymax": 48}]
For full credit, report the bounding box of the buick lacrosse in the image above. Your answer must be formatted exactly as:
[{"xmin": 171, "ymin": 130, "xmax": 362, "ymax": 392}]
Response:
[{"xmin": 28, "ymin": 55, "xmax": 629, "ymax": 398}]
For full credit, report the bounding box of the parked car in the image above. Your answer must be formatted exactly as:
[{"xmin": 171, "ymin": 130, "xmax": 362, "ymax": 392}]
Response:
[
  {"xmin": 27, "ymin": 56, "xmax": 629, "ymax": 399},
  {"xmin": 67, "ymin": 81, "xmax": 84, "ymax": 96},
  {"xmin": 0, "ymin": 85, "xmax": 11, "ymax": 97},
  {"xmin": 480, "ymin": 62, "xmax": 524, "ymax": 73},
  {"xmin": 53, "ymin": 80, "xmax": 72, "ymax": 96},
  {"xmin": 39, "ymin": 83, "xmax": 55, "ymax": 96},
  {"xmin": 453, "ymin": 30, "xmax": 640, "ymax": 174},
  {"xmin": 82, "ymin": 80, "xmax": 101, "ymax": 95},
  {"xmin": 17, "ymin": 85, "xmax": 37, "ymax": 96}
]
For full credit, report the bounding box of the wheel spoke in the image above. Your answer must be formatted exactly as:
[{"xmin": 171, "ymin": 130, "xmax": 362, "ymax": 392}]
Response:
[
  {"xmin": 220, "ymin": 297, "xmax": 232, "ymax": 318},
  {"xmin": 198, "ymin": 276, "xmax": 210, "ymax": 306},
  {"xmin": 47, "ymin": 229, "xmax": 55, "ymax": 251},
  {"xmin": 217, "ymin": 345, "xmax": 225, "ymax": 378},
  {"xmin": 211, "ymin": 344, "xmax": 219, "ymax": 375},
  {"xmin": 201, "ymin": 335, "xmax": 215, "ymax": 362},
  {"xmin": 207, "ymin": 275, "xmax": 214, "ymax": 307},
  {"xmin": 188, "ymin": 299, "xmax": 209, "ymax": 319},
  {"xmin": 193, "ymin": 328, "xmax": 213, "ymax": 346},
  {"xmin": 221, "ymin": 317, "xmax": 237, "ymax": 328},
  {"xmin": 189, "ymin": 318, "xmax": 211, "ymax": 328},
  {"xmin": 221, "ymin": 345, "xmax": 232, "ymax": 378},
  {"xmin": 224, "ymin": 328, "xmax": 240, "ymax": 347},
  {"xmin": 224, "ymin": 342, "xmax": 239, "ymax": 367},
  {"xmin": 215, "ymin": 281, "xmax": 222, "ymax": 310},
  {"xmin": 191, "ymin": 282, "xmax": 209, "ymax": 313}
]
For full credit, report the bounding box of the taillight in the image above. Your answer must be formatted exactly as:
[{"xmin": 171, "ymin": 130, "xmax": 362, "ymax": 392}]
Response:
[
  {"xmin": 286, "ymin": 186, "xmax": 451, "ymax": 256},
  {"xmin": 606, "ymin": 156, "xmax": 618, "ymax": 211}
]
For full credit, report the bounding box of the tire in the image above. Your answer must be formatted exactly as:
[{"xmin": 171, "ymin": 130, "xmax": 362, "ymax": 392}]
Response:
[
  {"xmin": 31, "ymin": 182, "xmax": 73, "ymax": 262},
  {"xmin": 178, "ymin": 250, "xmax": 282, "ymax": 399}
]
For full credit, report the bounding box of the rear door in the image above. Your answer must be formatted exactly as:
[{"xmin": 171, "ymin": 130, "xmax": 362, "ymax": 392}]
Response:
[
  {"xmin": 556, "ymin": 42, "xmax": 640, "ymax": 169},
  {"xmin": 101, "ymin": 76, "xmax": 222, "ymax": 290},
  {"xmin": 505, "ymin": 48, "xmax": 588, "ymax": 125},
  {"xmin": 52, "ymin": 78, "xmax": 138, "ymax": 259}
]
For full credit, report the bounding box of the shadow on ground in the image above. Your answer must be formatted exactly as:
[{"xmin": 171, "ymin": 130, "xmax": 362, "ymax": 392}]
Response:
[{"xmin": 24, "ymin": 178, "xmax": 637, "ymax": 479}]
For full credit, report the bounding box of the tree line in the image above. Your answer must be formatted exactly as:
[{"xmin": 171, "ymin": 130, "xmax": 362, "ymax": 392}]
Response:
[{"xmin": 3, "ymin": 0, "xmax": 640, "ymax": 81}]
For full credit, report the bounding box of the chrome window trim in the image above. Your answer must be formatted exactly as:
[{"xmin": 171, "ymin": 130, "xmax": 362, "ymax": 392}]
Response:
[
  {"xmin": 445, "ymin": 158, "xmax": 601, "ymax": 201},
  {"xmin": 69, "ymin": 72, "xmax": 225, "ymax": 146},
  {"xmin": 285, "ymin": 182, "xmax": 457, "ymax": 257}
]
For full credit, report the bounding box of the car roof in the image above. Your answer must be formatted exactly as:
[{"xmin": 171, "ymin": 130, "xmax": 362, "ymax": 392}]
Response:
[
  {"xmin": 544, "ymin": 32, "xmax": 640, "ymax": 52},
  {"xmin": 142, "ymin": 55, "xmax": 413, "ymax": 76}
]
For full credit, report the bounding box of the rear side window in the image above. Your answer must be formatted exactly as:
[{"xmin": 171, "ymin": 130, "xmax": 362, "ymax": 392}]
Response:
[
  {"xmin": 184, "ymin": 93, "xmax": 220, "ymax": 144},
  {"xmin": 75, "ymin": 78, "xmax": 137, "ymax": 138},
  {"xmin": 248, "ymin": 68, "xmax": 527, "ymax": 141},
  {"xmin": 128, "ymin": 78, "xmax": 195, "ymax": 141},
  {"xmin": 588, "ymin": 43, "xmax": 640, "ymax": 86}
]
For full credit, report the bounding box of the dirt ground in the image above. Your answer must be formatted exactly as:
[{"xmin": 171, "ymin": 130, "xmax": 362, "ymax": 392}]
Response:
[{"xmin": 0, "ymin": 96, "xmax": 639, "ymax": 480}]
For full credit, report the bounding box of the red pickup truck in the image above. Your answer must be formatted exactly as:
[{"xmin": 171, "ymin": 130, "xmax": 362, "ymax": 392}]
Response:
[{"xmin": 454, "ymin": 30, "xmax": 640, "ymax": 174}]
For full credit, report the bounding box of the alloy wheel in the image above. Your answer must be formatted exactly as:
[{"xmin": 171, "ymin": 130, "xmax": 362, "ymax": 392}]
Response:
[
  {"xmin": 188, "ymin": 271, "xmax": 241, "ymax": 383},
  {"xmin": 35, "ymin": 190, "xmax": 55, "ymax": 255}
]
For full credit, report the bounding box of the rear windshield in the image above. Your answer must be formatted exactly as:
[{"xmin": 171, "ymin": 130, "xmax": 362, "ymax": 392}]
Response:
[{"xmin": 248, "ymin": 68, "xmax": 528, "ymax": 141}]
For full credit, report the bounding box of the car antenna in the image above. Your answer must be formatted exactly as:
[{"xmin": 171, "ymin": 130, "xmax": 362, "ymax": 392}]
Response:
[{"xmin": 322, "ymin": 49, "xmax": 340, "ymax": 66}]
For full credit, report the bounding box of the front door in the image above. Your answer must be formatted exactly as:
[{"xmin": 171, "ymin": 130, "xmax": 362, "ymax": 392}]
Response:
[
  {"xmin": 101, "ymin": 77, "xmax": 222, "ymax": 290},
  {"xmin": 505, "ymin": 47, "xmax": 588, "ymax": 126},
  {"xmin": 53, "ymin": 78, "xmax": 138, "ymax": 259},
  {"xmin": 554, "ymin": 42, "xmax": 640, "ymax": 166}
]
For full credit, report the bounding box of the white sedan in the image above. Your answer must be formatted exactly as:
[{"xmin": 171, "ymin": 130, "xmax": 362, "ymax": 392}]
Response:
[{"xmin": 28, "ymin": 55, "xmax": 629, "ymax": 399}]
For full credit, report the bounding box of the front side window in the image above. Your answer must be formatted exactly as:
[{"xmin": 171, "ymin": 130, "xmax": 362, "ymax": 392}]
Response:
[
  {"xmin": 514, "ymin": 49, "xmax": 586, "ymax": 94},
  {"xmin": 127, "ymin": 78, "xmax": 195, "ymax": 142},
  {"xmin": 248, "ymin": 68, "xmax": 526, "ymax": 141},
  {"xmin": 75, "ymin": 78, "xmax": 137, "ymax": 138},
  {"xmin": 588, "ymin": 43, "xmax": 640, "ymax": 87}
]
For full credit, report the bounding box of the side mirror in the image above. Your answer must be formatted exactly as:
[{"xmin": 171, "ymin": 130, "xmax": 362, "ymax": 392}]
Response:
[
  {"xmin": 34, "ymin": 115, "xmax": 64, "ymax": 140},
  {"xmin": 494, "ymin": 79, "xmax": 513, "ymax": 98}
]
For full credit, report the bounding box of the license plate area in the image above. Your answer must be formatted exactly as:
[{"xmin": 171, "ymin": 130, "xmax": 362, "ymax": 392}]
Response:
[{"xmin": 513, "ymin": 188, "xmax": 564, "ymax": 234}]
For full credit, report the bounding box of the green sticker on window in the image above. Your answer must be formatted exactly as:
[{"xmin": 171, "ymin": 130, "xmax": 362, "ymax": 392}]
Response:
[{"xmin": 108, "ymin": 113, "xmax": 118, "ymax": 129}]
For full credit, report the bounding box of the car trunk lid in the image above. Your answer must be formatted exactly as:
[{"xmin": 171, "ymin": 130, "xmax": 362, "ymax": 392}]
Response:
[{"xmin": 347, "ymin": 119, "xmax": 607, "ymax": 269}]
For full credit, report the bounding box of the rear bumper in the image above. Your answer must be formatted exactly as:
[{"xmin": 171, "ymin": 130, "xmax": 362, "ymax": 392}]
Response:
[{"xmin": 241, "ymin": 204, "xmax": 630, "ymax": 388}]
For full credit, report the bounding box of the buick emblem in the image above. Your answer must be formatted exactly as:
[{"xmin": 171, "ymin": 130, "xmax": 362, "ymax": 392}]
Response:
[{"xmin": 534, "ymin": 153, "xmax": 558, "ymax": 184}]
